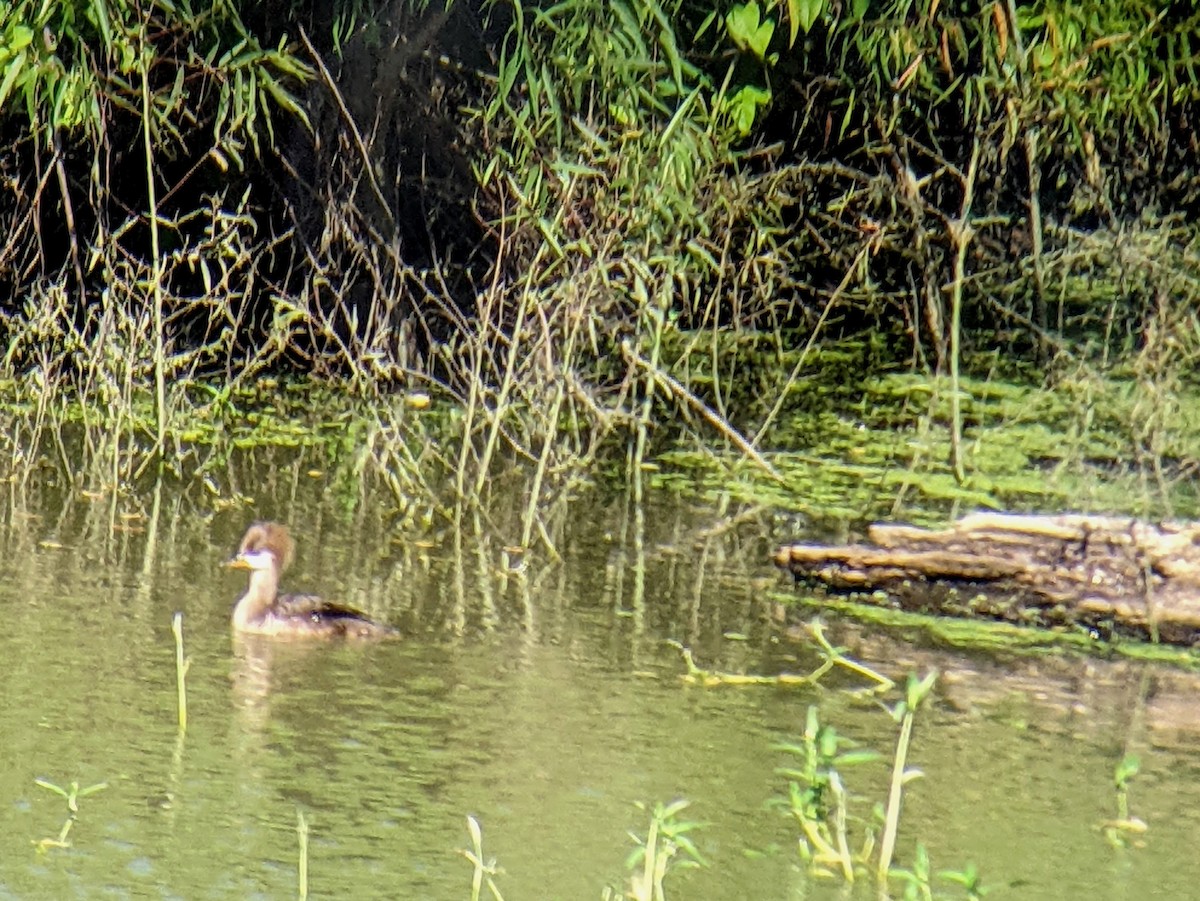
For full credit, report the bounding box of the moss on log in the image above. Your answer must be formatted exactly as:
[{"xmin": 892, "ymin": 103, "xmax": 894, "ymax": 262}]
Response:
[{"xmin": 774, "ymin": 513, "xmax": 1200, "ymax": 645}]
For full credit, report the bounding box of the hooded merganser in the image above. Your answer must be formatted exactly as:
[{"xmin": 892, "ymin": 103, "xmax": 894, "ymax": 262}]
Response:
[{"xmin": 227, "ymin": 521, "xmax": 395, "ymax": 639}]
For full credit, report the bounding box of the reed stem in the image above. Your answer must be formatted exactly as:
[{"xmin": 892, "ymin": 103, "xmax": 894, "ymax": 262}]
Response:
[
  {"xmin": 171, "ymin": 612, "xmax": 189, "ymax": 733},
  {"xmin": 140, "ymin": 21, "xmax": 167, "ymax": 453},
  {"xmin": 877, "ymin": 705, "xmax": 914, "ymax": 882},
  {"xmin": 297, "ymin": 809, "xmax": 309, "ymax": 900},
  {"xmin": 877, "ymin": 671, "xmax": 937, "ymax": 885}
]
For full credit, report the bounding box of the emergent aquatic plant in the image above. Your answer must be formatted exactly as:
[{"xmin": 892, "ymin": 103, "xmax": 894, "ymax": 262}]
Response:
[
  {"xmin": 890, "ymin": 844, "xmax": 988, "ymax": 901},
  {"xmin": 776, "ymin": 669, "xmax": 986, "ymax": 895},
  {"xmin": 609, "ymin": 800, "xmax": 706, "ymax": 901},
  {"xmin": 460, "ymin": 815, "xmax": 506, "ymax": 901},
  {"xmin": 1100, "ymin": 753, "xmax": 1147, "ymax": 849},
  {"xmin": 775, "ymin": 705, "xmax": 882, "ymax": 880},
  {"xmin": 32, "ymin": 778, "xmax": 108, "ymax": 853},
  {"xmin": 879, "ymin": 670, "xmax": 939, "ymax": 882}
]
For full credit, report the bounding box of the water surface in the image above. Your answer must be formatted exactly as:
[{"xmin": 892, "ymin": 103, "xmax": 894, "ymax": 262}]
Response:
[{"xmin": 1, "ymin": 473, "xmax": 1199, "ymax": 899}]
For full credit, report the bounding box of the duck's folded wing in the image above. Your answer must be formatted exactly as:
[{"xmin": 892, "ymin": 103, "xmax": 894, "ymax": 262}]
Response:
[
  {"xmin": 273, "ymin": 592, "xmax": 396, "ymax": 638},
  {"xmin": 274, "ymin": 593, "xmax": 370, "ymax": 621}
]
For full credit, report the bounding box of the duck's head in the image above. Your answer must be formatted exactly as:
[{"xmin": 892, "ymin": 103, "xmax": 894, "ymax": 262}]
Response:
[{"xmin": 228, "ymin": 521, "xmax": 295, "ymax": 574}]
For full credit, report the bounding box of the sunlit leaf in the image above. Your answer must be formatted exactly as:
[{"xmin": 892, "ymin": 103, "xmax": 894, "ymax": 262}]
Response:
[
  {"xmin": 8, "ymin": 25, "xmax": 34, "ymax": 52},
  {"xmin": 727, "ymin": 2, "xmax": 775, "ymax": 61},
  {"xmin": 0, "ymin": 50, "xmax": 26, "ymax": 110},
  {"xmin": 797, "ymin": 0, "xmax": 824, "ymax": 36}
]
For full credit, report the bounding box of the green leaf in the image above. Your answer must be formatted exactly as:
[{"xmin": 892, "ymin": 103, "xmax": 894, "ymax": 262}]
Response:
[
  {"xmin": 77, "ymin": 782, "xmax": 109, "ymax": 798},
  {"xmin": 724, "ymin": 83, "xmax": 771, "ymax": 135},
  {"xmin": 9, "ymin": 26, "xmax": 34, "ymax": 53},
  {"xmin": 726, "ymin": 2, "xmax": 775, "ymax": 62},
  {"xmin": 1114, "ymin": 754, "xmax": 1141, "ymax": 786},
  {"xmin": 796, "ymin": 0, "xmax": 824, "ymax": 37},
  {"xmin": 89, "ymin": 1, "xmax": 113, "ymax": 51},
  {"xmin": 120, "ymin": 41, "xmax": 137, "ymax": 74},
  {"xmin": 259, "ymin": 70, "xmax": 311, "ymax": 130},
  {"xmin": 727, "ymin": 0, "xmax": 760, "ymax": 49},
  {"xmin": 818, "ymin": 725, "xmax": 839, "ymax": 758},
  {"xmin": 905, "ymin": 670, "xmax": 938, "ymax": 708},
  {"xmin": 34, "ymin": 779, "xmax": 69, "ymax": 799},
  {"xmin": 749, "ymin": 19, "xmax": 774, "ymax": 60},
  {"xmin": 0, "ymin": 50, "xmax": 26, "ymax": 110},
  {"xmin": 835, "ymin": 749, "xmax": 884, "ymax": 766}
]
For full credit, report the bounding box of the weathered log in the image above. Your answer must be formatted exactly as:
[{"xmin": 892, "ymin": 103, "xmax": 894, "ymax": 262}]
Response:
[{"xmin": 774, "ymin": 513, "xmax": 1200, "ymax": 644}]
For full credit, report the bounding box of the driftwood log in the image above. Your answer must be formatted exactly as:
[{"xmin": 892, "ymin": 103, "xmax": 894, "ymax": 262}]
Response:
[{"xmin": 774, "ymin": 513, "xmax": 1200, "ymax": 645}]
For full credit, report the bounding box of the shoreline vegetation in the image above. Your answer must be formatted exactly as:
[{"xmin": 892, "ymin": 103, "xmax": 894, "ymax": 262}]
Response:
[{"xmin": 0, "ymin": 0, "xmax": 1196, "ymax": 527}]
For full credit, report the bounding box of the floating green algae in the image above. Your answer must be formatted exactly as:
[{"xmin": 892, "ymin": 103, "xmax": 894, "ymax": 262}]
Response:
[
  {"xmin": 770, "ymin": 589, "xmax": 1200, "ymax": 668},
  {"xmin": 656, "ymin": 366, "xmax": 1200, "ymax": 523}
]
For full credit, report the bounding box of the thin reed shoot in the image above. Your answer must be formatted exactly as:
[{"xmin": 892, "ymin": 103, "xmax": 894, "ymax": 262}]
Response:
[
  {"xmin": 298, "ymin": 809, "xmax": 310, "ymax": 900},
  {"xmin": 878, "ymin": 670, "xmax": 938, "ymax": 883},
  {"xmin": 172, "ymin": 612, "xmax": 189, "ymax": 733}
]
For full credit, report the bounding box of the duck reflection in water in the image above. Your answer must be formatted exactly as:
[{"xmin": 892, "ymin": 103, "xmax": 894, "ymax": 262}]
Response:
[{"xmin": 226, "ymin": 521, "xmax": 396, "ymax": 639}]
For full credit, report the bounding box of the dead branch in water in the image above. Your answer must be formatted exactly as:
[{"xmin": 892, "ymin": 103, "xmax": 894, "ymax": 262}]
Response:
[{"xmin": 775, "ymin": 513, "xmax": 1200, "ymax": 645}]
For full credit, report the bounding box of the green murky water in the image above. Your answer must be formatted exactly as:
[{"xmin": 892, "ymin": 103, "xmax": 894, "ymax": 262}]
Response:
[{"xmin": 3, "ymin": 464, "xmax": 1200, "ymax": 899}]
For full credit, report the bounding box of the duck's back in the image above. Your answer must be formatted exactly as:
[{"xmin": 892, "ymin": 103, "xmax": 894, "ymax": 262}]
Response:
[{"xmin": 262, "ymin": 593, "xmax": 397, "ymax": 639}]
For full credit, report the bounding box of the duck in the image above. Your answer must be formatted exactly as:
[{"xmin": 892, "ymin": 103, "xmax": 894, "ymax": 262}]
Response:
[{"xmin": 226, "ymin": 521, "xmax": 396, "ymax": 639}]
